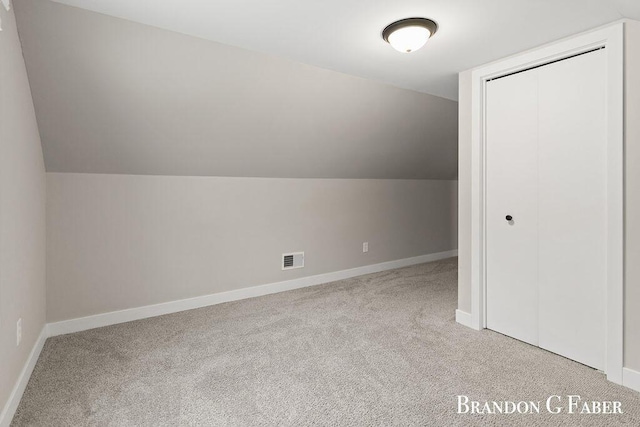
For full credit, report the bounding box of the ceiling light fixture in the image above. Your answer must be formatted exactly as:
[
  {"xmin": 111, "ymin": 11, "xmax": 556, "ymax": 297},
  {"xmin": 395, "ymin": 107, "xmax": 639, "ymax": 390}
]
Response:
[{"xmin": 382, "ymin": 18, "xmax": 438, "ymax": 53}]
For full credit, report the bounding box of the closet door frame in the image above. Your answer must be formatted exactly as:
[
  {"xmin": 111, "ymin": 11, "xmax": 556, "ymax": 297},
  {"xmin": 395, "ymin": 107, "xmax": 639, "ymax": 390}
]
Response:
[{"xmin": 467, "ymin": 22, "xmax": 624, "ymax": 384}]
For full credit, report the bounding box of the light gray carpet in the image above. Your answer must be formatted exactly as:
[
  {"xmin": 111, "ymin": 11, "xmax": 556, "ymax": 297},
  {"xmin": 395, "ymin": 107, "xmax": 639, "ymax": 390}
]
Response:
[{"xmin": 12, "ymin": 258, "xmax": 640, "ymax": 426}]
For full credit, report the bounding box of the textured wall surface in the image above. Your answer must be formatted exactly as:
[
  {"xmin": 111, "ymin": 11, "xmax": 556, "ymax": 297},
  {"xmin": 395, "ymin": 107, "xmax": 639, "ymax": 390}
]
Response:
[
  {"xmin": 456, "ymin": 70, "xmax": 472, "ymax": 314},
  {"xmin": 624, "ymin": 20, "xmax": 640, "ymax": 372},
  {"xmin": 47, "ymin": 174, "xmax": 458, "ymax": 322},
  {"xmin": 0, "ymin": 5, "xmax": 47, "ymax": 418}
]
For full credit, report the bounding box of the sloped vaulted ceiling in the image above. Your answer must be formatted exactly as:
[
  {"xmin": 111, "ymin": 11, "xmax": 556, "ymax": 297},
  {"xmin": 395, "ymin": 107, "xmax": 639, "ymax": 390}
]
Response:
[
  {"xmin": 14, "ymin": 0, "xmax": 458, "ymax": 179},
  {"xmin": 12, "ymin": 1, "xmax": 640, "ymax": 179}
]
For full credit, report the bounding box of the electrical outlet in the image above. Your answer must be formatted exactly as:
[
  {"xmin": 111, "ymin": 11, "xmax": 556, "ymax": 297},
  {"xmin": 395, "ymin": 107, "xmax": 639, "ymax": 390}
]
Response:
[
  {"xmin": 16, "ymin": 318, "xmax": 22, "ymax": 346},
  {"xmin": 363, "ymin": 242, "xmax": 369, "ymax": 253}
]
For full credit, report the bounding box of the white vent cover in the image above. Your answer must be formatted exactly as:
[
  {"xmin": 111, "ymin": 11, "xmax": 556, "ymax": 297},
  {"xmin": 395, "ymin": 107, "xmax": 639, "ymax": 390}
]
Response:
[{"xmin": 282, "ymin": 252, "xmax": 304, "ymax": 270}]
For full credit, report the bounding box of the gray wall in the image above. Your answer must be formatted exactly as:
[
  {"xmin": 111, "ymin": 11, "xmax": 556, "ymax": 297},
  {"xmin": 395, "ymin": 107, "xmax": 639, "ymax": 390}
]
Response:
[
  {"xmin": 47, "ymin": 174, "xmax": 457, "ymax": 322},
  {"xmin": 0, "ymin": 5, "xmax": 47, "ymax": 416},
  {"xmin": 457, "ymin": 70, "xmax": 472, "ymax": 314},
  {"xmin": 457, "ymin": 21, "xmax": 640, "ymax": 371},
  {"xmin": 624, "ymin": 20, "xmax": 640, "ymax": 372},
  {"xmin": 15, "ymin": 0, "xmax": 458, "ymax": 180}
]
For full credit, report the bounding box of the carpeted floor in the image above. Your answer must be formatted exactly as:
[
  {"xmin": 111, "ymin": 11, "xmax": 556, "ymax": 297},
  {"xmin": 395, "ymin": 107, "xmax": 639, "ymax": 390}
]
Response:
[{"xmin": 12, "ymin": 258, "xmax": 640, "ymax": 426}]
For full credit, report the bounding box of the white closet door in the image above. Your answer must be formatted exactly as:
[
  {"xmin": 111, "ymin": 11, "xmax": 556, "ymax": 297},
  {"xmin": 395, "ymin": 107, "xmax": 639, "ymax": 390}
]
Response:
[
  {"xmin": 485, "ymin": 49, "xmax": 607, "ymax": 370},
  {"xmin": 537, "ymin": 50, "xmax": 606, "ymax": 370},
  {"xmin": 485, "ymin": 70, "xmax": 539, "ymax": 346}
]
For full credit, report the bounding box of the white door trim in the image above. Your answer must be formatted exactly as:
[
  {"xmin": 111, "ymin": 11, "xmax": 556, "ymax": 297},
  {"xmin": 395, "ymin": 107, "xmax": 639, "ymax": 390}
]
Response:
[{"xmin": 468, "ymin": 22, "xmax": 624, "ymax": 384}]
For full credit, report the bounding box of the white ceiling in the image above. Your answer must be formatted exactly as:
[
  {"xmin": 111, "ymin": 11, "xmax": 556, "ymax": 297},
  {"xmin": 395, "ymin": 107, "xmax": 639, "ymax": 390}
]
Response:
[{"xmin": 51, "ymin": 0, "xmax": 640, "ymax": 100}]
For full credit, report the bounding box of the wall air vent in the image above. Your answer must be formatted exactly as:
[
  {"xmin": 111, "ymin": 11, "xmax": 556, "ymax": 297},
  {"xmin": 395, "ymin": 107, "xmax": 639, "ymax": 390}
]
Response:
[{"xmin": 282, "ymin": 252, "xmax": 304, "ymax": 270}]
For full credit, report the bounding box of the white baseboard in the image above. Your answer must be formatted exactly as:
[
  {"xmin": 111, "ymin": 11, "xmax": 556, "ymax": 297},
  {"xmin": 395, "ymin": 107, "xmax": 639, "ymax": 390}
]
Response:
[
  {"xmin": 623, "ymin": 367, "xmax": 640, "ymax": 393},
  {"xmin": 455, "ymin": 309, "xmax": 473, "ymax": 328},
  {"xmin": 48, "ymin": 249, "xmax": 458, "ymax": 337},
  {"xmin": 0, "ymin": 326, "xmax": 48, "ymax": 427}
]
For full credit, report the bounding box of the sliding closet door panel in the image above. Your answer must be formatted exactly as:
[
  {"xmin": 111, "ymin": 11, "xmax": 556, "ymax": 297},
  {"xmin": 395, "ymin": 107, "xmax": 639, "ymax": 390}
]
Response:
[
  {"xmin": 485, "ymin": 70, "xmax": 539, "ymax": 346},
  {"xmin": 537, "ymin": 50, "xmax": 606, "ymax": 370}
]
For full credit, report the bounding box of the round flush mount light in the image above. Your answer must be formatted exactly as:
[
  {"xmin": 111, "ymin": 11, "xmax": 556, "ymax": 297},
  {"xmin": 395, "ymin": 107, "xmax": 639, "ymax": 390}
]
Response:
[{"xmin": 382, "ymin": 18, "xmax": 438, "ymax": 53}]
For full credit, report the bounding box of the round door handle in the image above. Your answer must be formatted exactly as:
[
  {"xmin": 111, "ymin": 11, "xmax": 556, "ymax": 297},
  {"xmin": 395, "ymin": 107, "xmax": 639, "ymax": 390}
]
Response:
[{"xmin": 506, "ymin": 215, "xmax": 513, "ymax": 221}]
